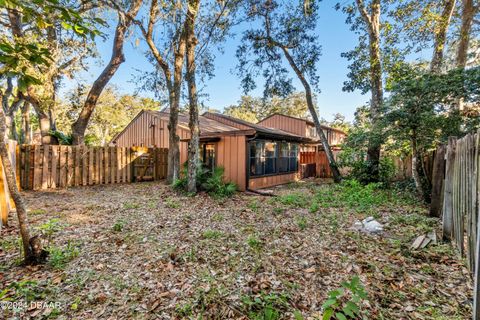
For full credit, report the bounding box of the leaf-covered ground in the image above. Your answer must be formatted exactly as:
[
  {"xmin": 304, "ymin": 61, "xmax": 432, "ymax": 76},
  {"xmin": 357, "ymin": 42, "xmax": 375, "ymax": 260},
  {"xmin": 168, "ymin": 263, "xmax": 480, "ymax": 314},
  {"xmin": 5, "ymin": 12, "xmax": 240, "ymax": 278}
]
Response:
[{"xmin": 0, "ymin": 180, "xmax": 472, "ymax": 319}]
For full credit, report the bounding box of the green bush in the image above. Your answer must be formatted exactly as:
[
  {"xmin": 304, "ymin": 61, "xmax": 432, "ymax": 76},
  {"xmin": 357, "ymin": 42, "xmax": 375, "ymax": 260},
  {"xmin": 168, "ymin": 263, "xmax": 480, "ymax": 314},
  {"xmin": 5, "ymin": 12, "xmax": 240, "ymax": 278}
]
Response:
[
  {"xmin": 337, "ymin": 148, "xmax": 396, "ymax": 187},
  {"xmin": 174, "ymin": 164, "xmax": 237, "ymax": 198}
]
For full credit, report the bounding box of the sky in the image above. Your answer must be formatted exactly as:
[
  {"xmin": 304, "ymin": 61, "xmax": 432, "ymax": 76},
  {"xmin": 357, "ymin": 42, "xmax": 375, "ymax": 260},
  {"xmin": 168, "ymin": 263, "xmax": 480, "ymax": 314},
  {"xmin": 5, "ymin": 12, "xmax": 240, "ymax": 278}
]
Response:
[{"xmin": 63, "ymin": 1, "xmax": 372, "ymax": 122}]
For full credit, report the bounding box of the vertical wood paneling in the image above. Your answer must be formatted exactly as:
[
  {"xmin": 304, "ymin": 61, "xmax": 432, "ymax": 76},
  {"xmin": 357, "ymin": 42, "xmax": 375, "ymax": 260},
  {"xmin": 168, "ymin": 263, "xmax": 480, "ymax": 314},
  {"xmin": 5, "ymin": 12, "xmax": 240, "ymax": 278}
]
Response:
[{"xmin": 19, "ymin": 145, "xmax": 168, "ymax": 190}]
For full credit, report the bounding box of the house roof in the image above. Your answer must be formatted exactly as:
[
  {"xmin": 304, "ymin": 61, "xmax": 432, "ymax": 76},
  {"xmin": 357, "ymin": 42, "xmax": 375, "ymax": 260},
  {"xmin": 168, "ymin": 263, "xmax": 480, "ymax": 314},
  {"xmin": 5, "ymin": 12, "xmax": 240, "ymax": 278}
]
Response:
[
  {"xmin": 145, "ymin": 110, "xmax": 242, "ymax": 134},
  {"xmin": 202, "ymin": 112, "xmax": 312, "ymax": 142},
  {"xmin": 259, "ymin": 113, "xmax": 347, "ymax": 134},
  {"xmin": 112, "ymin": 109, "xmax": 314, "ymax": 144}
]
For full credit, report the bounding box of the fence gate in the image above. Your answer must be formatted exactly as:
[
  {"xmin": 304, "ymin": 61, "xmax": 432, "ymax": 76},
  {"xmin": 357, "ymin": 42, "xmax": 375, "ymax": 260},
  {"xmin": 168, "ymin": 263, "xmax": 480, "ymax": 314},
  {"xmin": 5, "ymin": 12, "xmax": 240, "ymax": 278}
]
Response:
[{"xmin": 131, "ymin": 147, "xmax": 168, "ymax": 182}]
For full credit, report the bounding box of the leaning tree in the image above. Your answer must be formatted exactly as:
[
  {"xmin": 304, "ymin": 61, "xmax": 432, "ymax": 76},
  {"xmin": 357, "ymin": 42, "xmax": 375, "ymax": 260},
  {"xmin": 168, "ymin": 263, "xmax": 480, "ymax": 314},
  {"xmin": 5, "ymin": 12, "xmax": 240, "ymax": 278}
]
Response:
[
  {"xmin": 0, "ymin": 0, "xmax": 101, "ymax": 264},
  {"xmin": 237, "ymin": 0, "xmax": 342, "ymax": 182}
]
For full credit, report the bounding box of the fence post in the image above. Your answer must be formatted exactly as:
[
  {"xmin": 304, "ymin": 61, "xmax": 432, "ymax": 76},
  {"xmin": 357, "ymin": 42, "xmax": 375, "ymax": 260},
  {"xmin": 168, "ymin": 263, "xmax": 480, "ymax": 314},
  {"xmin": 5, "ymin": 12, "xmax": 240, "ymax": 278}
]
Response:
[
  {"xmin": 473, "ymin": 130, "xmax": 480, "ymax": 320},
  {"xmin": 442, "ymin": 137, "xmax": 456, "ymax": 241},
  {"xmin": 430, "ymin": 144, "xmax": 446, "ymax": 217}
]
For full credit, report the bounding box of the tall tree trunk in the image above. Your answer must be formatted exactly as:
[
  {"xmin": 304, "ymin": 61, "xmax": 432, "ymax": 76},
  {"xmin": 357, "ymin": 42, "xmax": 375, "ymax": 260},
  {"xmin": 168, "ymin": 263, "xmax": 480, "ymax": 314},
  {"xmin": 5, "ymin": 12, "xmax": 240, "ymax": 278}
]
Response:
[
  {"xmin": 138, "ymin": 0, "xmax": 186, "ymax": 183},
  {"xmin": 0, "ymin": 103, "xmax": 45, "ymax": 264},
  {"xmin": 71, "ymin": 0, "xmax": 142, "ymax": 145},
  {"xmin": 19, "ymin": 89, "xmax": 56, "ymax": 144},
  {"xmin": 21, "ymin": 102, "xmax": 31, "ymax": 144},
  {"xmin": 430, "ymin": 0, "xmax": 457, "ymax": 73},
  {"xmin": 454, "ymin": 0, "xmax": 476, "ymax": 112},
  {"xmin": 411, "ymin": 133, "xmax": 425, "ymax": 199},
  {"xmin": 167, "ymin": 37, "xmax": 187, "ymax": 184},
  {"xmin": 356, "ymin": 0, "xmax": 383, "ymax": 182},
  {"xmin": 280, "ymin": 47, "xmax": 342, "ymax": 183},
  {"xmin": 456, "ymin": 0, "xmax": 475, "ymax": 69},
  {"xmin": 186, "ymin": 0, "xmax": 201, "ymax": 193}
]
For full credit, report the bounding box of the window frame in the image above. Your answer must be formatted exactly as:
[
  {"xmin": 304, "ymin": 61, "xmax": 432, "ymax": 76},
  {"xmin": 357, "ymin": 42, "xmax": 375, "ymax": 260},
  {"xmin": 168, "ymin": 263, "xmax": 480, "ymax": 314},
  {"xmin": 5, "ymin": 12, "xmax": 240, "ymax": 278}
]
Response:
[{"xmin": 249, "ymin": 140, "xmax": 299, "ymax": 178}]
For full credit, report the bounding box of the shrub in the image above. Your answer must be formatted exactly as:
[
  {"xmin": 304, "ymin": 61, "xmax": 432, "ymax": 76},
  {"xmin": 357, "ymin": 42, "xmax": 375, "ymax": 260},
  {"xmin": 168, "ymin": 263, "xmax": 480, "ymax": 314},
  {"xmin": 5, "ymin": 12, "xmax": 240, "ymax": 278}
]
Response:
[
  {"xmin": 338, "ymin": 148, "xmax": 396, "ymax": 187},
  {"xmin": 174, "ymin": 164, "xmax": 237, "ymax": 198},
  {"xmin": 322, "ymin": 276, "xmax": 368, "ymax": 320}
]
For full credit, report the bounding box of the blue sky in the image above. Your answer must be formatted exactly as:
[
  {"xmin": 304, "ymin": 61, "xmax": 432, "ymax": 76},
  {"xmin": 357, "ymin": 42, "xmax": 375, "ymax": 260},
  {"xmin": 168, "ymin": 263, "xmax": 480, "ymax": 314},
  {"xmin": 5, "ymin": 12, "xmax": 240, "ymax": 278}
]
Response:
[{"xmin": 63, "ymin": 1, "xmax": 372, "ymax": 122}]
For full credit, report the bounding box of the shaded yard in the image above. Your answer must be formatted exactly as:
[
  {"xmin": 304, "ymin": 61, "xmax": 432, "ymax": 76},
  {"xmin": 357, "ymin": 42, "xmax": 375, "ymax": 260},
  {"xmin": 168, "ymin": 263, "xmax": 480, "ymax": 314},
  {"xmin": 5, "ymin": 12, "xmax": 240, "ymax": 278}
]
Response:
[{"xmin": 0, "ymin": 180, "xmax": 472, "ymax": 319}]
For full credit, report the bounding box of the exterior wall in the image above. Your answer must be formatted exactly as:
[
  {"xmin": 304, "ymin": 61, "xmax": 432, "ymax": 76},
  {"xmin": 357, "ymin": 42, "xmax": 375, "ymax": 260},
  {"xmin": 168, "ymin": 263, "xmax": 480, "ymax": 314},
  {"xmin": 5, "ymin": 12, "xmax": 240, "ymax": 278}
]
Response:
[
  {"xmin": 305, "ymin": 123, "xmax": 346, "ymax": 146},
  {"xmin": 216, "ymin": 135, "xmax": 247, "ymax": 191},
  {"xmin": 259, "ymin": 114, "xmax": 346, "ymax": 147},
  {"xmin": 203, "ymin": 113, "xmax": 252, "ymax": 130},
  {"xmin": 258, "ymin": 114, "xmax": 307, "ymax": 137},
  {"xmin": 112, "ymin": 111, "xmax": 190, "ymax": 165},
  {"xmin": 249, "ymin": 172, "xmax": 300, "ymax": 190}
]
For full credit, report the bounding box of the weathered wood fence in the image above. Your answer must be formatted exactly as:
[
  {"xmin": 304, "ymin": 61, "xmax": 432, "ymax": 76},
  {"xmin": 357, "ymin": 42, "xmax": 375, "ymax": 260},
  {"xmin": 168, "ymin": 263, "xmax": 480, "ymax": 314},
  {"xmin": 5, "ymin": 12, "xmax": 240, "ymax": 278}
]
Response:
[
  {"xmin": 431, "ymin": 130, "xmax": 480, "ymax": 319},
  {"xmin": 300, "ymin": 150, "xmax": 341, "ymax": 178},
  {"xmin": 18, "ymin": 145, "xmax": 168, "ymax": 190}
]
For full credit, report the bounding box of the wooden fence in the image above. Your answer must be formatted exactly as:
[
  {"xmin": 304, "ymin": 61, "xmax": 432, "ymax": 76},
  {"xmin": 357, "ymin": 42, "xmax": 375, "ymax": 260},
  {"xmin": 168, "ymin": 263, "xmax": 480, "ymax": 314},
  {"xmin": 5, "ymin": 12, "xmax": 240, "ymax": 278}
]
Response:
[
  {"xmin": 431, "ymin": 130, "xmax": 480, "ymax": 319},
  {"xmin": 300, "ymin": 150, "xmax": 339, "ymax": 178},
  {"xmin": 18, "ymin": 145, "xmax": 168, "ymax": 190}
]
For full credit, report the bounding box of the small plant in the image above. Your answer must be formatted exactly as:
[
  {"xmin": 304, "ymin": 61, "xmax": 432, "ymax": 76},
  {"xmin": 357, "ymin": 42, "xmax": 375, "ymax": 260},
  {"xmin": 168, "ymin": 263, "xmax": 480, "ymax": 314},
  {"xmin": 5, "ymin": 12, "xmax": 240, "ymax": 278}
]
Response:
[
  {"xmin": 247, "ymin": 235, "xmax": 262, "ymax": 250},
  {"xmin": 321, "ymin": 276, "xmax": 368, "ymax": 320},
  {"xmin": 309, "ymin": 202, "xmax": 319, "ymax": 213},
  {"xmin": 123, "ymin": 202, "xmax": 140, "ymax": 209},
  {"xmin": 241, "ymin": 291, "xmax": 290, "ymax": 320},
  {"xmin": 248, "ymin": 199, "xmax": 260, "ymax": 212},
  {"xmin": 48, "ymin": 241, "xmax": 80, "ymax": 269},
  {"xmin": 278, "ymin": 193, "xmax": 308, "ymax": 208},
  {"xmin": 8, "ymin": 280, "xmax": 42, "ymax": 302},
  {"xmin": 164, "ymin": 197, "xmax": 180, "ymax": 208},
  {"xmin": 29, "ymin": 208, "xmax": 46, "ymax": 215},
  {"xmin": 273, "ymin": 207, "xmax": 284, "ymax": 215},
  {"xmin": 202, "ymin": 229, "xmax": 224, "ymax": 239},
  {"xmin": 296, "ymin": 216, "xmax": 308, "ymax": 230},
  {"xmin": 37, "ymin": 218, "xmax": 63, "ymax": 245},
  {"xmin": 112, "ymin": 219, "xmax": 126, "ymax": 232},
  {"xmin": 174, "ymin": 164, "xmax": 237, "ymax": 198}
]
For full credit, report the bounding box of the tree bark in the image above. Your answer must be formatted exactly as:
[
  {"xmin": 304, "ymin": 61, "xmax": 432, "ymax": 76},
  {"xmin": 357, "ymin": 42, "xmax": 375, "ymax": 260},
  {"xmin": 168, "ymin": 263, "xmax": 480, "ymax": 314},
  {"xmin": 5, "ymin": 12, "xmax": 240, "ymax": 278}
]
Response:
[
  {"xmin": 280, "ymin": 47, "xmax": 342, "ymax": 183},
  {"xmin": 132, "ymin": 0, "xmax": 186, "ymax": 183},
  {"xmin": 456, "ymin": 0, "xmax": 475, "ymax": 69},
  {"xmin": 454, "ymin": 0, "xmax": 476, "ymax": 112},
  {"xmin": 430, "ymin": 0, "xmax": 457, "ymax": 73},
  {"xmin": 21, "ymin": 102, "xmax": 31, "ymax": 144},
  {"xmin": 0, "ymin": 102, "xmax": 45, "ymax": 264},
  {"xmin": 186, "ymin": 0, "xmax": 201, "ymax": 193},
  {"xmin": 71, "ymin": 0, "xmax": 142, "ymax": 145},
  {"xmin": 20, "ymin": 89, "xmax": 56, "ymax": 144},
  {"xmin": 356, "ymin": 0, "xmax": 383, "ymax": 182},
  {"xmin": 411, "ymin": 134, "xmax": 425, "ymax": 199}
]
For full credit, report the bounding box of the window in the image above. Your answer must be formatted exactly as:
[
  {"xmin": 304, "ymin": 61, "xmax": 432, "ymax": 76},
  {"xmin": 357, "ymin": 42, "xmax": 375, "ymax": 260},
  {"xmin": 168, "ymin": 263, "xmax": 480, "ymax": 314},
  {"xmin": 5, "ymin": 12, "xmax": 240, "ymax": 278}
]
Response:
[
  {"xmin": 200, "ymin": 143, "xmax": 216, "ymax": 171},
  {"xmin": 250, "ymin": 140, "xmax": 299, "ymax": 177}
]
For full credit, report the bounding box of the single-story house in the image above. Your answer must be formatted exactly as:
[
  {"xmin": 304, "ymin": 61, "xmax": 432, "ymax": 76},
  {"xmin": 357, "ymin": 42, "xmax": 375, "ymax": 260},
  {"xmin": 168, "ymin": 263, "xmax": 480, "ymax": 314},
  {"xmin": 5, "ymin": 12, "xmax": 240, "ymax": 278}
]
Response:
[{"xmin": 111, "ymin": 110, "xmax": 343, "ymax": 190}]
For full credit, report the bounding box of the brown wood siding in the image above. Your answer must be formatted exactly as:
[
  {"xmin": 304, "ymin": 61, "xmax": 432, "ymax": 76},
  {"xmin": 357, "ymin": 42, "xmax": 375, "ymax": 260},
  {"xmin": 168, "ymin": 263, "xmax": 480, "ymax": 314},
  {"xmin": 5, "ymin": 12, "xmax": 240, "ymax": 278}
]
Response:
[
  {"xmin": 112, "ymin": 111, "xmax": 190, "ymax": 166},
  {"xmin": 203, "ymin": 113, "xmax": 252, "ymax": 130},
  {"xmin": 248, "ymin": 172, "xmax": 300, "ymax": 190},
  {"xmin": 216, "ymin": 135, "xmax": 247, "ymax": 191},
  {"xmin": 258, "ymin": 114, "xmax": 306, "ymax": 137}
]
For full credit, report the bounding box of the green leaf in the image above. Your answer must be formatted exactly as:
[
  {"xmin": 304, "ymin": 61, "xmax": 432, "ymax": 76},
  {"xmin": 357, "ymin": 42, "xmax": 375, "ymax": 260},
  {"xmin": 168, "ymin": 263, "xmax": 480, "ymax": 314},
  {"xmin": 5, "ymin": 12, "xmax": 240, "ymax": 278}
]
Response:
[
  {"xmin": 322, "ymin": 298, "xmax": 337, "ymax": 309},
  {"xmin": 346, "ymin": 301, "xmax": 359, "ymax": 315},
  {"xmin": 322, "ymin": 308, "xmax": 334, "ymax": 320},
  {"xmin": 335, "ymin": 312, "xmax": 347, "ymax": 320},
  {"xmin": 293, "ymin": 310, "xmax": 304, "ymax": 320}
]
